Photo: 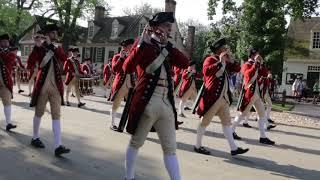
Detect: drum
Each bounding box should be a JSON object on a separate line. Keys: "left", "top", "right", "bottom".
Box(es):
{"left": 79, "top": 78, "right": 94, "bottom": 95}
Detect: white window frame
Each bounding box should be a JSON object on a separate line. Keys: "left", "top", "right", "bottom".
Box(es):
{"left": 84, "top": 47, "right": 91, "bottom": 59}
{"left": 96, "top": 47, "right": 103, "bottom": 62}
{"left": 312, "top": 32, "right": 320, "bottom": 49}
{"left": 24, "top": 46, "right": 31, "bottom": 56}
{"left": 138, "top": 23, "right": 146, "bottom": 35}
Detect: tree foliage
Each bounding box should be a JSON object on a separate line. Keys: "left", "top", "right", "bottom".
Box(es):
{"left": 0, "top": 0, "right": 43, "bottom": 44}
{"left": 123, "top": 2, "right": 162, "bottom": 17}
{"left": 47, "top": 0, "right": 111, "bottom": 50}
{"left": 207, "top": 0, "right": 319, "bottom": 80}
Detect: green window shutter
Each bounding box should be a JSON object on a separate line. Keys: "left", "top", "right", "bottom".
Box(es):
{"left": 90, "top": 47, "right": 94, "bottom": 60}
{"left": 93, "top": 47, "right": 96, "bottom": 63}
{"left": 101, "top": 47, "right": 105, "bottom": 63}
{"left": 82, "top": 47, "right": 85, "bottom": 62}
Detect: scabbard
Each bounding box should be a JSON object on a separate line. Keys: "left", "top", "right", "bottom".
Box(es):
{"left": 192, "top": 83, "right": 204, "bottom": 114}
{"left": 117, "top": 87, "right": 134, "bottom": 132}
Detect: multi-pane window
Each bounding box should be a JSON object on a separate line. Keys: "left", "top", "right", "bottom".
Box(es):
{"left": 84, "top": 48, "right": 91, "bottom": 58}
{"left": 139, "top": 23, "right": 146, "bottom": 35}
{"left": 96, "top": 47, "right": 104, "bottom": 62}
{"left": 24, "top": 46, "right": 30, "bottom": 56}
{"left": 108, "top": 50, "right": 114, "bottom": 59}
{"left": 312, "top": 32, "right": 320, "bottom": 48}
{"left": 111, "top": 24, "right": 118, "bottom": 38}
{"left": 88, "top": 24, "right": 94, "bottom": 38}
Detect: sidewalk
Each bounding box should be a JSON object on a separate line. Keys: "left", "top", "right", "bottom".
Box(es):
{"left": 290, "top": 103, "right": 320, "bottom": 119}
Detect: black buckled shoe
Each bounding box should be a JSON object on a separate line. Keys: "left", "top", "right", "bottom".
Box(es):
{"left": 194, "top": 146, "right": 211, "bottom": 155}
{"left": 267, "top": 119, "right": 275, "bottom": 123}
{"left": 243, "top": 123, "right": 252, "bottom": 128}
{"left": 233, "top": 132, "right": 242, "bottom": 140}
{"left": 78, "top": 102, "right": 86, "bottom": 108}
{"left": 231, "top": 147, "right": 249, "bottom": 156}
{"left": 31, "top": 138, "right": 45, "bottom": 148}
{"left": 18, "top": 89, "right": 24, "bottom": 94}
{"left": 260, "top": 138, "right": 275, "bottom": 145}
{"left": 179, "top": 113, "right": 186, "bottom": 118}
{"left": 71, "top": 94, "right": 75, "bottom": 97}
{"left": 6, "top": 123, "right": 17, "bottom": 132}
{"left": 267, "top": 125, "right": 277, "bottom": 130}
{"left": 66, "top": 101, "right": 71, "bottom": 106}
{"left": 110, "top": 125, "right": 118, "bottom": 131}
{"left": 177, "top": 121, "right": 184, "bottom": 125}
{"left": 55, "top": 145, "right": 71, "bottom": 157}
{"left": 184, "top": 107, "right": 191, "bottom": 111}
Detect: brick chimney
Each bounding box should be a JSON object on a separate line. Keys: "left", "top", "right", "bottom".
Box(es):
{"left": 165, "top": 0, "right": 176, "bottom": 17}
{"left": 94, "top": 6, "right": 106, "bottom": 21}
{"left": 186, "top": 26, "right": 196, "bottom": 58}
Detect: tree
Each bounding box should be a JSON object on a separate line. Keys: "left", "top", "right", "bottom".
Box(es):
{"left": 0, "top": 0, "right": 45, "bottom": 45}
{"left": 207, "top": 0, "right": 319, "bottom": 79}
{"left": 123, "top": 2, "right": 162, "bottom": 17}
{"left": 48, "top": 0, "right": 111, "bottom": 50}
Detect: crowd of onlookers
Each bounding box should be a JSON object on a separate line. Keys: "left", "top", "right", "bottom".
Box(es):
{"left": 292, "top": 78, "right": 320, "bottom": 104}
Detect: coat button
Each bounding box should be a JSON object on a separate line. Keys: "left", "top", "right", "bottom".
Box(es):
{"left": 144, "top": 90, "right": 148, "bottom": 94}
{"left": 149, "top": 79, "right": 153, "bottom": 82}
{"left": 147, "top": 85, "right": 150, "bottom": 88}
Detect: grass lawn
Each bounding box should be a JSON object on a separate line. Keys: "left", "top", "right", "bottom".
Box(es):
{"left": 272, "top": 102, "right": 295, "bottom": 111}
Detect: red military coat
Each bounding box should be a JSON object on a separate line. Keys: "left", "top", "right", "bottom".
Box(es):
{"left": 123, "top": 41, "right": 189, "bottom": 134}
{"left": 27, "top": 45, "right": 67, "bottom": 107}
{"left": 237, "top": 59, "right": 264, "bottom": 112}
{"left": 109, "top": 54, "right": 127, "bottom": 100}
{"left": 15, "top": 56, "right": 25, "bottom": 69}
{"left": 173, "top": 66, "right": 182, "bottom": 88}
{"left": 178, "top": 69, "right": 202, "bottom": 98}
{"left": 197, "top": 55, "right": 240, "bottom": 116}
{"left": 81, "top": 63, "right": 92, "bottom": 76}
{"left": 0, "top": 49, "right": 16, "bottom": 93}
{"left": 258, "top": 65, "right": 269, "bottom": 97}
{"left": 103, "top": 63, "right": 112, "bottom": 85}
{"left": 63, "top": 57, "right": 84, "bottom": 85}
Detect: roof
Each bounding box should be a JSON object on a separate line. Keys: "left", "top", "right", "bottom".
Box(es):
{"left": 20, "top": 15, "right": 87, "bottom": 45}
{"left": 91, "top": 15, "right": 147, "bottom": 44}
{"left": 285, "top": 17, "right": 320, "bottom": 60}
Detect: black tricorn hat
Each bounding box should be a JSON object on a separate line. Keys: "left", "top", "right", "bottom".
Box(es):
{"left": 39, "top": 23, "right": 60, "bottom": 34}
{"left": 120, "top": 38, "right": 135, "bottom": 46}
{"left": 0, "top": 33, "right": 10, "bottom": 41}
{"left": 209, "top": 38, "right": 227, "bottom": 53}
{"left": 247, "top": 47, "right": 259, "bottom": 57}
{"left": 149, "top": 12, "right": 175, "bottom": 26}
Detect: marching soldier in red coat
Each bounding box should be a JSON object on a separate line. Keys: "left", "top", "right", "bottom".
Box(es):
{"left": 103, "top": 59, "right": 113, "bottom": 97}
{"left": 109, "top": 38, "right": 135, "bottom": 131}
{"left": 27, "top": 24, "right": 71, "bottom": 156}
{"left": 0, "top": 33, "right": 17, "bottom": 131}
{"left": 81, "top": 58, "right": 93, "bottom": 76}
{"left": 63, "top": 48, "right": 85, "bottom": 107}
{"left": 193, "top": 38, "right": 249, "bottom": 156}
{"left": 173, "top": 66, "right": 182, "bottom": 90}
{"left": 10, "top": 47, "right": 25, "bottom": 94}
{"left": 27, "top": 34, "right": 43, "bottom": 96}
{"left": 122, "top": 12, "right": 189, "bottom": 180}
{"left": 177, "top": 61, "right": 201, "bottom": 118}
{"left": 231, "top": 48, "right": 275, "bottom": 145}
{"left": 259, "top": 66, "right": 276, "bottom": 128}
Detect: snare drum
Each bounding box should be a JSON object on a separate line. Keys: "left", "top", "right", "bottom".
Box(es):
{"left": 79, "top": 78, "right": 94, "bottom": 95}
